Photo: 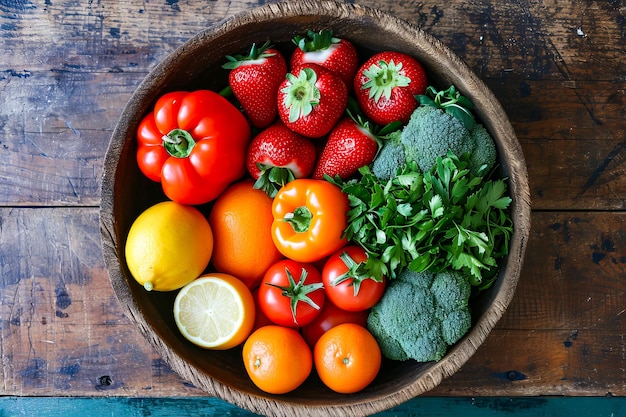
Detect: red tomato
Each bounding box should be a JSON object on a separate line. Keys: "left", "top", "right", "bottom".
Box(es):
{"left": 258, "top": 260, "right": 325, "bottom": 328}
{"left": 322, "top": 245, "right": 386, "bottom": 312}
{"left": 301, "top": 300, "right": 369, "bottom": 348}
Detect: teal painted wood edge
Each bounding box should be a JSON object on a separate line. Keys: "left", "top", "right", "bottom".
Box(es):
{"left": 0, "top": 396, "right": 623, "bottom": 417}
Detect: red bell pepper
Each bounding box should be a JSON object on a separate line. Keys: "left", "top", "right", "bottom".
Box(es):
{"left": 136, "top": 90, "right": 251, "bottom": 205}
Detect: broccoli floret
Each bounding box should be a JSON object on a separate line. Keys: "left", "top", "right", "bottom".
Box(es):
{"left": 368, "top": 86, "right": 499, "bottom": 179}
{"left": 367, "top": 278, "right": 444, "bottom": 361}
{"left": 367, "top": 268, "right": 472, "bottom": 363}
{"left": 402, "top": 106, "right": 474, "bottom": 174}
{"left": 431, "top": 270, "right": 471, "bottom": 312}
{"left": 400, "top": 268, "right": 435, "bottom": 289}
{"left": 371, "top": 129, "right": 406, "bottom": 181}
{"left": 367, "top": 310, "right": 410, "bottom": 361}
{"left": 404, "top": 324, "right": 449, "bottom": 363}
{"left": 430, "top": 270, "right": 472, "bottom": 345}
{"left": 441, "top": 309, "right": 472, "bottom": 346}
{"left": 467, "top": 123, "right": 497, "bottom": 176}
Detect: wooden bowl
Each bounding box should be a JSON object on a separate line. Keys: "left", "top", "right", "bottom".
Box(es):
{"left": 100, "top": 1, "right": 531, "bottom": 415}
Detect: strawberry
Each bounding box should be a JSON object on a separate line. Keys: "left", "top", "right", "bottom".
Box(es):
{"left": 277, "top": 63, "right": 348, "bottom": 138}
{"left": 291, "top": 29, "right": 359, "bottom": 90}
{"left": 312, "top": 116, "right": 380, "bottom": 180}
{"left": 246, "top": 121, "right": 317, "bottom": 197}
{"left": 223, "top": 41, "right": 287, "bottom": 129}
{"left": 353, "top": 51, "right": 428, "bottom": 126}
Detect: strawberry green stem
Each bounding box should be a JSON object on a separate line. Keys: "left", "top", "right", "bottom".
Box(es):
{"left": 281, "top": 67, "right": 320, "bottom": 123}
{"left": 162, "top": 128, "right": 196, "bottom": 158}
{"left": 361, "top": 59, "right": 411, "bottom": 102}
{"left": 292, "top": 29, "right": 339, "bottom": 52}
{"left": 222, "top": 40, "right": 275, "bottom": 69}
{"left": 253, "top": 164, "right": 296, "bottom": 198}
{"left": 218, "top": 85, "right": 233, "bottom": 98}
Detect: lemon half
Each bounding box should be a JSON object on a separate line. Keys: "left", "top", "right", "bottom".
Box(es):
{"left": 173, "top": 273, "right": 255, "bottom": 350}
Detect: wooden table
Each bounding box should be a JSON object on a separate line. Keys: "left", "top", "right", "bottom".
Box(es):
{"left": 1, "top": 0, "right": 624, "bottom": 415}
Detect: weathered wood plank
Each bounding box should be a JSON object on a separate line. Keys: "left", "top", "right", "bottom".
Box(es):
{"left": 0, "top": 71, "right": 138, "bottom": 206}
{"left": 1, "top": 208, "right": 624, "bottom": 397}
{"left": 436, "top": 329, "right": 626, "bottom": 396}
{"left": 1, "top": 0, "right": 622, "bottom": 80}
{"left": 498, "top": 211, "right": 626, "bottom": 331}
{"left": 521, "top": 139, "right": 626, "bottom": 211}
{"left": 490, "top": 80, "right": 624, "bottom": 142}
{"left": 0, "top": 0, "right": 243, "bottom": 73}
{"left": 0, "top": 207, "right": 198, "bottom": 396}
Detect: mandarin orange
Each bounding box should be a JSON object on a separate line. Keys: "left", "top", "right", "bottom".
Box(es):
{"left": 313, "top": 322, "right": 381, "bottom": 394}
{"left": 242, "top": 325, "right": 312, "bottom": 394}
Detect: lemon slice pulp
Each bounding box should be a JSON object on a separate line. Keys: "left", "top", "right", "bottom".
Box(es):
{"left": 173, "top": 273, "right": 255, "bottom": 350}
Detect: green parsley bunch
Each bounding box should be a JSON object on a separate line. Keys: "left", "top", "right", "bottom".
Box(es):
{"left": 329, "top": 151, "right": 513, "bottom": 289}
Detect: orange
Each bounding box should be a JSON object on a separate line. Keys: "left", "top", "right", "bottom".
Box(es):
{"left": 173, "top": 273, "right": 255, "bottom": 350}
{"left": 313, "top": 322, "right": 381, "bottom": 394}
{"left": 242, "top": 325, "right": 312, "bottom": 394}
{"left": 208, "top": 180, "right": 283, "bottom": 289}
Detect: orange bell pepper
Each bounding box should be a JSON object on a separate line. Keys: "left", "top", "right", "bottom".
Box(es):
{"left": 271, "top": 179, "right": 348, "bottom": 263}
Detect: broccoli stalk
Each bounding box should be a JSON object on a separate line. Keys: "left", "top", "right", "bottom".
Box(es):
{"left": 370, "top": 85, "right": 497, "bottom": 181}
{"left": 366, "top": 268, "right": 472, "bottom": 362}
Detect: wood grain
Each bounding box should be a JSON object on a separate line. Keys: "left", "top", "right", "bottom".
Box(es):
{"left": 1, "top": 0, "right": 624, "bottom": 413}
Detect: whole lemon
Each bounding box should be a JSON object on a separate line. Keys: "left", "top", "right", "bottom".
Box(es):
{"left": 125, "top": 201, "right": 213, "bottom": 291}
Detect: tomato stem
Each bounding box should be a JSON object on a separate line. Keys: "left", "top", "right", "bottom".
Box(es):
{"left": 282, "top": 206, "right": 312, "bottom": 233}
{"left": 332, "top": 251, "right": 373, "bottom": 296}
{"left": 264, "top": 266, "right": 324, "bottom": 326}
{"left": 162, "top": 128, "right": 196, "bottom": 158}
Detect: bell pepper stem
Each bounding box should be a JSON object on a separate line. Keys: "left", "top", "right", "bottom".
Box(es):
{"left": 282, "top": 206, "right": 313, "bottom": 233}
{"left": 162, "top": 128, "right": 196, "bottom": 158}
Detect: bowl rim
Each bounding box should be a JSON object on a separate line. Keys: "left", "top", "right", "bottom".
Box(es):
{"left": 99, "top": 1, "right": 531, "bottom": 415}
